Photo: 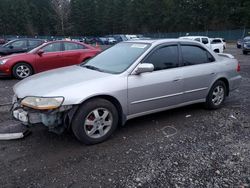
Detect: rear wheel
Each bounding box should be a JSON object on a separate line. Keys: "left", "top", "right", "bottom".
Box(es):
{"left": 72, "top": 98, "right": 118, "bottom": 145}
{"left": 12, "top": 63, "right": 33, "bottom": 79}
{"left": 205, "top": 81, "right": 227, "bottom": 109}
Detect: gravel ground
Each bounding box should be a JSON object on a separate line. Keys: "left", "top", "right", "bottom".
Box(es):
{"left": 0, "top": 45, "right": 250, "bottom": 188}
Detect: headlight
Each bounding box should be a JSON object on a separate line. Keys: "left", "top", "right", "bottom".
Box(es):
{"left": 21, "top": 97, "right": 64, "bottom": 110}
{"left": 244, "top": 44, "right": 247, "bottom": 48}
{"left": 0, "top": 58, "right": 9, "bottom": 65}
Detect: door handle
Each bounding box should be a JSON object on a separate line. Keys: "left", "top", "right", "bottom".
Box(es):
{"left": 210, "top": 72, "right": 216, "bottom": 75}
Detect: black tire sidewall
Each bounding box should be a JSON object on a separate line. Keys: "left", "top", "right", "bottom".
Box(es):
{"left": 13, "top": 63, "right": 33, "bottom": 79}
{"left": 72, "top": 99, "right": 119, "bottom": 145}
{"left": 206, "top": 81, "right": 227, "bottom": 110}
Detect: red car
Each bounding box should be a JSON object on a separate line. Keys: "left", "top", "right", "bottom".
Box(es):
{"left": 0, "top": 40, "right": 101, "bottom": 79}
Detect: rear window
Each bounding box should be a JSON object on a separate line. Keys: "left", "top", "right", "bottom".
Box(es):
{"left": 29, "top": 40, "right": 43, "bottom": 47}
{"left": 211, "top": 39, "right": 222, "bottom": 44}
{"left": 64, "top": 42, "right": 86, "bottom": 51}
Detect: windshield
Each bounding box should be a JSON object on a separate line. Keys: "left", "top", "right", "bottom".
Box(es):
{"left": 81, "top": 42, "right": 150, "bottom": 74}
{"left": 2, "top": 40, "right": 14, "bottom": 47}
{"left": 28, "top": 43, "right": 47, "bottom": 53}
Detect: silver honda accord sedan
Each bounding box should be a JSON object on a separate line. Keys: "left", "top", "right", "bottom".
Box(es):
{"left": 12, "top": 39, "right": 242, "bottom": 144}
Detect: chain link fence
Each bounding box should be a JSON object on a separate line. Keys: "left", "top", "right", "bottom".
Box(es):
{"left": 143, "top": 29, "right": 250, "bottom": 41}
{"left": 1, "top": 29, "right": 250, "bottom": 42}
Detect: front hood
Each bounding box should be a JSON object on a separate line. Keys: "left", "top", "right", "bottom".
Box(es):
{"left": 14, "top": 65, "right": 112, "bottom": 99}
{"left": 0, "top": 53, "right": 28, "bottom": 60}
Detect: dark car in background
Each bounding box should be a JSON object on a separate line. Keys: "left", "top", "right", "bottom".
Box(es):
{"left": 243, "top": 36, "right": 250, "bottom": 55}
{"left": 237, "top": 39, "right": 243, "bottom": 48}
{"left": 0, "top": 38, "right": 45, "bottom": 57}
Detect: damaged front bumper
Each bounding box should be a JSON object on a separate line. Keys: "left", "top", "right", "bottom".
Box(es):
{"left": 11, "top": 100, "right": 75, "bottom": 134}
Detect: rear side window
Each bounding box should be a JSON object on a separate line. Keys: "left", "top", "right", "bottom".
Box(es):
{"left": 29, "top": 40, "right": 43, "bottom": 47}
{"left": 64, "top": 42, "right": 86, "bottom": 51}
{"left": 143, "top": 45, "right": 179, "bottom": 71}
{"left": 211, "top": 39, "right": 222, "bottom": 44}
{"left": 181, "top": 45, "right": 215, "bottom": 66}
{"left": 194, "top": 38, "right": 201, "bottom": 42}
{"left": 202, "top": 38, "right": 209, "bottom": 44}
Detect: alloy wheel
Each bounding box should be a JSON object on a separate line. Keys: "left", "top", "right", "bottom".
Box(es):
{"left": 212, "top": 86, "right": 225, "bottom": 106}
{"left": 84, "top": 108, "right": 113, "bottom": 139}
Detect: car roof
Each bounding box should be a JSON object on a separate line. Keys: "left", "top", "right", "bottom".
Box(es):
{"left": 14, "top": 38, "right": 44, "bottom": 41}
{"left": 179, "top": 36, "right": 208, "bottom": 39}
{"left": 124, "top": 38, "right": 202, "bottom": 46}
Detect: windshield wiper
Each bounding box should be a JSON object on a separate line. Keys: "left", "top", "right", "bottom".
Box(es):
{"left": 82, "top": 65, "right": 104, "bottom": 72}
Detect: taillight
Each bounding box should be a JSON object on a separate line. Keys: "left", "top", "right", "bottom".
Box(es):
{"left": 237, "top": 63, "right": 240, "bottom": 72}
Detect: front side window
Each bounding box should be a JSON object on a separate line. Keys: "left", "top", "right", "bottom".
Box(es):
{"left": 202, "top": 38, "right": 209, "bottom": 44}
{"left": 181, "top": 45, "right": 214, "bottom": 66}
{"left": 9, "top": 40, "right": 27, "bottom": 48}
{"left": 42, "top": 43, "right": 61, "bottom": 53}
{"left": 64, "top": 42, "right": 86, "bottom": 51}
{"left": 143, "top": 45, "right": 179, "bottom": 71}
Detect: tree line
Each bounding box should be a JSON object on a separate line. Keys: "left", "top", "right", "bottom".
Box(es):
{"left": 0, "top": 0, "right": 249, "bottom": 36}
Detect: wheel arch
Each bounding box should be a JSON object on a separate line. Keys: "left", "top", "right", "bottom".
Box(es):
{"left": 65, "top": 95, "right": 126, "bottom": 129}
{"left": 210, "top": 77, "right": 230, "bottom": 96}
{"left": 11, "top": 61, "right": 35, "bottom": 75}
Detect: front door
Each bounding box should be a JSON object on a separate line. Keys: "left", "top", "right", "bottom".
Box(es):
{"left": 128, "top": 44, "right": 184, "bottom": 116}
{"left": 35, "top": 42, "right": 63, "bottom": 72}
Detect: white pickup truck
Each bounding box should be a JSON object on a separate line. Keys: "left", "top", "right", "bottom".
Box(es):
{"left": 179, "top": 36, "right": 224, "bottom": 53}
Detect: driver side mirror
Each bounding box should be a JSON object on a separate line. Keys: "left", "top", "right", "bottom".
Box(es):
{"left": 37, "top": 49, "right": 44, "bottom": 56}
{"left": 134, "top": 63, "right": 154, "bottom": 74}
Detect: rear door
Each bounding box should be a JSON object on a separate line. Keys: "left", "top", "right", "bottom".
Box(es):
{"left": 128, "top": 44, "right": 184, "bottom": 115}
{"left": 179, "top": 44, "right": 217, "bottom": 102}
{"left": 61, "top": 42, "right": 88, "bottom": 66}
{"left": 35, "top": 42, "right": 64, "bottom": 72}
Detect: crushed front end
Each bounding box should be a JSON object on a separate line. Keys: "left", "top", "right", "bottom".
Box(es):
{"left": 11, "top": 95, "right": 74, "bottom": 134}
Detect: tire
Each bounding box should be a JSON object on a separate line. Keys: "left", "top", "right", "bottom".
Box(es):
{"left": 205, "top": 81, "right": 227, "bottom": 110}
{"left": 12, "top": 63, "right": 33, "bottom": 79}
{"left": 72, "top": 98, "right": 119, "bottom": 145}
{"left": 243, "top": 51, "right": 248, "bottom": 55}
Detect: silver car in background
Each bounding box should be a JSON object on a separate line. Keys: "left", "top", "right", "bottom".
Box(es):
{"left": 12, "top": 39, "right": 242, "bottom": 144}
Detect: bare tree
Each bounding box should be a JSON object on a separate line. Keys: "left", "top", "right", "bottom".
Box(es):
{"left": 51, "top": 0, "right": 70, "bottom": 35}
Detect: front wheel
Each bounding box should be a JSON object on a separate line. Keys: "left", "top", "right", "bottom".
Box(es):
{"left": 12, "top": 63, "right": 33, "bottom": 79}
{"left": 205, "top": 81, "right": 227, "bottom": 110}
{"left": 72, "top": 99, "right": 118, "bottom": 145}
{"left": 243, "top": 51, "right": 248, "bottom": 55}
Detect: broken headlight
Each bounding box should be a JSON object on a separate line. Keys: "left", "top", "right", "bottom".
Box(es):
{"left": 21, "top": 97, "right": 64, "bottom": 110}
